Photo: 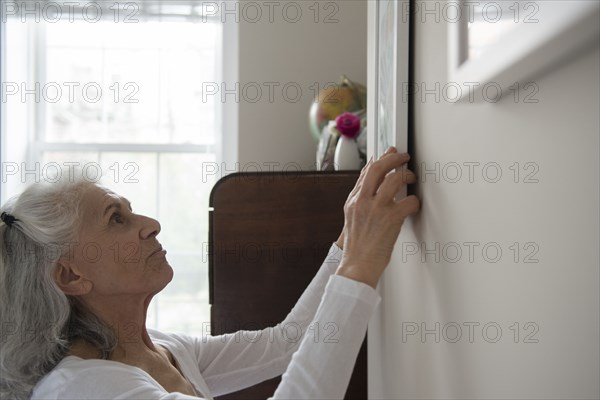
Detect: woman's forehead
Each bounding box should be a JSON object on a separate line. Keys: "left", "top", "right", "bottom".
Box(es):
{"left": 81, "top": 184, "right": 127, "bottom": 214}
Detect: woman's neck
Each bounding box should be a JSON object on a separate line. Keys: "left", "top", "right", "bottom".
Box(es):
{"left": 75, "top": 292, "right": 158, "bottom": 359}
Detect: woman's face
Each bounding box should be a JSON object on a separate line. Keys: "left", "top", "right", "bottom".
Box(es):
{"left": 69, "top": 183, "right": 173, "bottom": 297}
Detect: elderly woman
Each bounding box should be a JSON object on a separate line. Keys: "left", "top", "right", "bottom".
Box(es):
{"left": 0, "top": 147, "right": 419, "bottom": 400}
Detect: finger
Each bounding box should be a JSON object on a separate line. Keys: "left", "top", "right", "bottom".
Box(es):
{"left": 393, "top": 167, "right": 417, "bottom": 185}
{"left": 404, "top": 169, "right": 418, "bottom": 184}
{"left": 380, "top": 146, "right": 397, "bottom": 158}
{"left": 348, "top": 157, "right": 372, "bottom": 198}
{"left": 351, "top": 148, "right": 401, "bottom": 198}
{"left": 360, "top": 153, "right": 411, "bottom": 197}
{"left": 360, "top": 157, "right": 373, "bottom": 177}
{"left": 395, "top": 195, "right": 421, "bottom": 220}
{"left": 377, "top": 169, "right": 417, "bottom": 201}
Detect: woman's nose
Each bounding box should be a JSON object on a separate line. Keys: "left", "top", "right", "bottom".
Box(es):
{"left": 140, "top": 216, "right": 161, "bottom": 239}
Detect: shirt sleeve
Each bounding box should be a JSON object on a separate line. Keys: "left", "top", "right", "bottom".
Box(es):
{"left": 270, "top": 275, "right": 380, "bottom": 399}
{"left": 195, "top": 242, "right": 381, "bottom": 398}
{"left": 197, "top": 242, "right": 344, "bottom": 395}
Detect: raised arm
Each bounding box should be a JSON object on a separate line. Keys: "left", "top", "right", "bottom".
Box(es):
{"left": 271, "top": 147, "right": 420, "bottom": 398}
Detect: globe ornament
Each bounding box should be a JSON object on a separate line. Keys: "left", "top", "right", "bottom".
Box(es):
{"left": 309, "top": 75, "right": 367, "bottom": 142}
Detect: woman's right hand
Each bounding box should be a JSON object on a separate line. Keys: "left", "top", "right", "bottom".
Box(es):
{"left": 336, "top": 147, "right": 420, "bottom": 289}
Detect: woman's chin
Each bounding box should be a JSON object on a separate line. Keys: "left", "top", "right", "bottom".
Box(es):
{"left": 146, "top": 259, "right": 174, "bottom": 288}
{"left": 159, "top": 260, "right": 174, "bottom": 280}
{"left": 164, "top": 263, "right": 174, "bottom": 283}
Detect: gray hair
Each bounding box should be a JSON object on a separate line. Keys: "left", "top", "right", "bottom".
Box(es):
{"left": 0, "top": 176, "right": 116, "bottom": 399}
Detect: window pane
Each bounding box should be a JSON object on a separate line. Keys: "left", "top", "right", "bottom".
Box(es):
{"left": 158, "top": 47, "right": 218, "bottom": 144}
{"left": 44, "top": 21, "right": 219, "bottom": 145}
{"left": 45, "top": 47, "right": 109, "bottom": 141}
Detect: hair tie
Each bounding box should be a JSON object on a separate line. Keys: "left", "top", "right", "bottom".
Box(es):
{"left": 1, "top": 212, "right": 18, "bottom": 227}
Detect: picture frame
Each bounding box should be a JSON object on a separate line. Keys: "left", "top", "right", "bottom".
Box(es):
{"left": 368, "top": 0, "right": 410, "bottom": 158}
{"left": 448, "top": 0, "right": 600, "bottom": 102}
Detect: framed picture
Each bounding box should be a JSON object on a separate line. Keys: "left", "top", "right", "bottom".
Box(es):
{"left": 368, "top": 0, "right": 410, "bottom": 158}
{"left": 448, "top": 0, "right": 600, "bottom": 101}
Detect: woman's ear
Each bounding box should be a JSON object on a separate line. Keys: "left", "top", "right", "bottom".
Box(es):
{"left": 53, "top": 260, "right": 92, "bottom": 296}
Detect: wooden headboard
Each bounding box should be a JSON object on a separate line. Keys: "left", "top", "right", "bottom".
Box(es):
{"left": 208, "top": 171, "right": 364, "bottom": 399}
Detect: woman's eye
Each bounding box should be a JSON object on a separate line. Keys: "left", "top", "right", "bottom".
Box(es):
{"left": 111, "top": 212, "right": 124, "bottom": 224}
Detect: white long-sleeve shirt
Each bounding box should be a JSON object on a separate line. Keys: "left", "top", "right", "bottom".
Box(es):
{"left": 32, "top": 243, "right": 381, "bottom": 399}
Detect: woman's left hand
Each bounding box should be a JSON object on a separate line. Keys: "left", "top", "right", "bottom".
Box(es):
{"left": 335, "top": 146, "right": 415, "bottom": 250}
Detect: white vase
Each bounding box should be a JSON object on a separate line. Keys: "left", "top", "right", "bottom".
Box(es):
{"left": 334, "top": 136, "right": 361, "bottom": 170}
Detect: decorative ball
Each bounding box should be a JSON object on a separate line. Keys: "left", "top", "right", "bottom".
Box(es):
{"left": 309, "top": 75, "right": 367, "bottom": 142}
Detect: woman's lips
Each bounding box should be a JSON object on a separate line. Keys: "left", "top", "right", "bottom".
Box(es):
{"left": 148, "top": 245, "right": 166, "bottom": 258}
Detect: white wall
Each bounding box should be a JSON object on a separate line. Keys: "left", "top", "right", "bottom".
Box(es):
{"left": 232, "top": 0, "right": 367, "bottom": 171}
{"left": 368, "top": 8, "right": 600, "bottom": 400}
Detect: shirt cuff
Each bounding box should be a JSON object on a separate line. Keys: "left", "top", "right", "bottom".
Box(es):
{"left": 326, "top": 274, "right": 381, "bottom": 310}
{"left": 325, "top": 242, "right": 344, "bottom": 264}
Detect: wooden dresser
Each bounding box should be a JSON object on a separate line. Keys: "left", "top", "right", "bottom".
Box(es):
{"left": 208, "top": 171, "right": 364, "bottom": 399}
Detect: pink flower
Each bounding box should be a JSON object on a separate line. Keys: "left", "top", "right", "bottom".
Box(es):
{"left": 335, "top": 112, "right": 361, "bottom": 139}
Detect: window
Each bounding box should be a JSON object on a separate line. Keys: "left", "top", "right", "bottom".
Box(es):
{"left": 1, "top": 1, "right": 223, "bottom": 335}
